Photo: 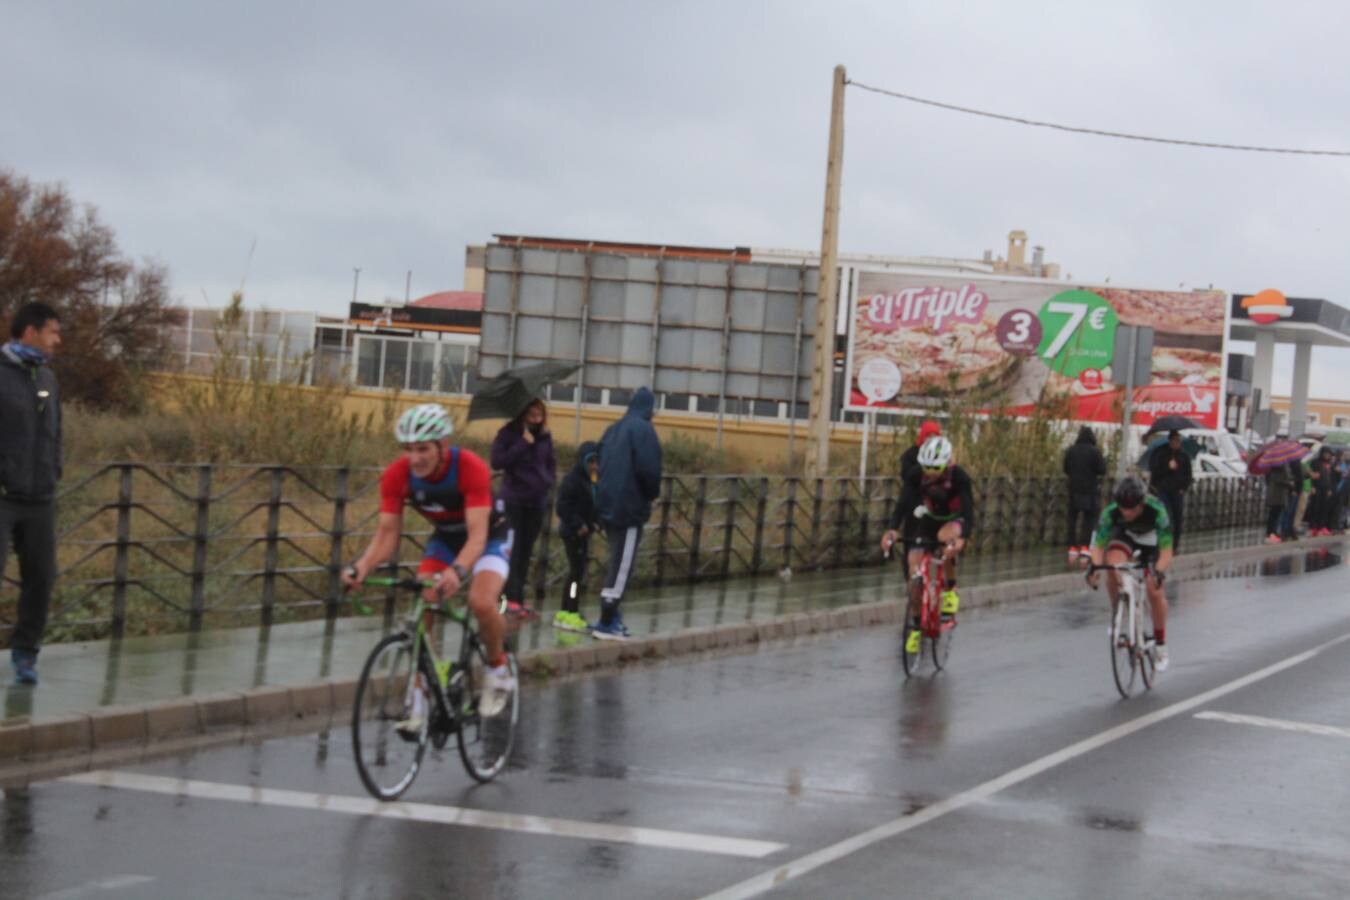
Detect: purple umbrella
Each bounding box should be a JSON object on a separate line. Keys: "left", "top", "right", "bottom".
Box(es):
{"left": 1247, "top": 440, "right": 1311, "bottom": 475}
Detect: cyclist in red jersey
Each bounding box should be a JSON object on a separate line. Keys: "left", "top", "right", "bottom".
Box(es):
{"left": 342, "top": 403, "right": 516, "bottom": 718}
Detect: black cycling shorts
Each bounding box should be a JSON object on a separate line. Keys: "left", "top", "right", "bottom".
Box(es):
{"left": 1103, "top": 526, "right": 1159, "bottom": 566}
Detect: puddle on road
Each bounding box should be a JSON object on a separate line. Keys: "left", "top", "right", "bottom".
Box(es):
{"left": 1197, "top": 550, "right": 1343, "bottom": 581}
{"left": 1079, "top": 809, "right": 1143, "bottom": 833}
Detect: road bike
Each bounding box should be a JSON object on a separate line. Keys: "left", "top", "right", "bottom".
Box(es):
{"left": 349, "top": 575, "right": 519, "bottom": 800}
{"left": 900, "top": 537, "right": 958, "bottom": 678}
{"left": 1083, "top": 553, "right": 1157, "bottom": 698}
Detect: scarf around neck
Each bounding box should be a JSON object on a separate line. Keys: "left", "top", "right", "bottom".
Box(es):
{"left": 3, "top": 341, "right": 49, "bottom": 367}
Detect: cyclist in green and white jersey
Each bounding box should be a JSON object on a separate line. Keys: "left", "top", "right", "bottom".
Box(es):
{"left": 1085, "top": 475, "right": 1175, "bottom": 671}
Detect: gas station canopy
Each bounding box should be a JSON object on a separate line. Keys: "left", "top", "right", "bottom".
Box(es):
{"left": 1230, "top": 294, "right": 1350, "bottom": 348}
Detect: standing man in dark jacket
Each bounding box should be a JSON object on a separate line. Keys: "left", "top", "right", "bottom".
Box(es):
{"left": 1, "top": 302, "right": 63, "bottom": 685}
{"left": 1063, "top": 426, "right": 1106, "bottom": 555}
{"left": 592, "top": 388, "right": 662, "bottom": 640}
{"left": 552, "top": 441, "right": 599, "bottom": 633}
{"left": 490, "top": 399, "right": 556, "bottom": 615}
{"left": 1148, "top": 430, "right": 1193, "bottom": 552}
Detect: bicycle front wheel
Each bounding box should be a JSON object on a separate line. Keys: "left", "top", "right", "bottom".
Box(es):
{"left": 1109, "top": 597, "right": 1136, "bottom": 698}
{"left": 352, "top": 633, "right": 428, "bottom": 800}
{"left": 901, "top": 621, "right": 925, "bottom": 678}
{"left": 1137, "top": 591, "right": 1156, "bottom": 690}
{"left": 931, "top": 620, "right": 954, "bottom": 671}
{"left": 456, "top": 637, "right": 519, "bottom": 783}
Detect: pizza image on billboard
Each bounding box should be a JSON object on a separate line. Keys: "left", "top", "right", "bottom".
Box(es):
{"left": 845, "top": 270, "right": 1228, "bottom": 429}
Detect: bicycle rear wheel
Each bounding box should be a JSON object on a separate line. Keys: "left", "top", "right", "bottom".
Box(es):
{"left": 456, "top": 636, "right": 519, "bottom": 783}
{"left": 1109, "top": 597, "right": 1136, "bottom": 698}
{"left": 352, "top": 633, "right": 428, "bottom": 800}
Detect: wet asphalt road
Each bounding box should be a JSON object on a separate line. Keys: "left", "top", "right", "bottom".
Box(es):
{"left": 4, "top": 549, "right": 1350, "bottom": 899}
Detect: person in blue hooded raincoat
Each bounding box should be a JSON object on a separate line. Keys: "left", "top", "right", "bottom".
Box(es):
{"left": 591, "top": 388, "right": 662, "bottom": 639}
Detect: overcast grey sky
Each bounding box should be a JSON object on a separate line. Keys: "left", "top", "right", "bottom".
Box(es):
{"left": 5, "top": 1, "right": 1350, "bottom": 396}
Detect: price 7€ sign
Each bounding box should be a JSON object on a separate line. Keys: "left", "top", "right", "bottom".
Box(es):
{"left": 1036, "top": 290, "right": 1118, "bottom": 378}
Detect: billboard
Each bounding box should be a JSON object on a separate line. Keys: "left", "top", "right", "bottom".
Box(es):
{"left": 845, "top": 270, "right": 1229, "bottom": 428}
{"left": 479, "top": 243, "right": 819, "bottom": 405}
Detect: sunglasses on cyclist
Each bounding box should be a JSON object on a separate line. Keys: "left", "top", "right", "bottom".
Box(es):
{"left": 922, "top": 464, "right": 946, "bottom": 475}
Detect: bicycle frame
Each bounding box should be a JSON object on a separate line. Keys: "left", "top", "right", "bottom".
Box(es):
{"left": 1085, "top": 555, "right": 1156, "bottom": 696}
{"left": 359, "top": 577, "right": 484, "bottom": 730}
{"left": 913, "top": 540, "right": 957, "bottom": 638}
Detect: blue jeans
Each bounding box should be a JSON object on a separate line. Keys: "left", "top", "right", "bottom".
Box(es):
{"left": 1280, "top": 495, "right": 1297, "bottom": 537}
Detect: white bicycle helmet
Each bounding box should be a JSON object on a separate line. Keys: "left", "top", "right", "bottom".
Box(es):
{"left": 917, "top": 435, "right": 953, "bottom": 469}
{"left": 395, "top": 403, "right": 453, "bottom": 443}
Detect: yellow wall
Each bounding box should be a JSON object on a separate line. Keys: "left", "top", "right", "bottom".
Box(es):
{"left": 149, "top": 373, "right": 880, "bottom": 470}
{"left": 1269, "top": 396, "right": 1350, "bottom": 430}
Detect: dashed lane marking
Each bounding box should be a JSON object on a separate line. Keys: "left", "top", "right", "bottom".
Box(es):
{"left": 1195, "top": 709, "right": 1350, "bottom": 740}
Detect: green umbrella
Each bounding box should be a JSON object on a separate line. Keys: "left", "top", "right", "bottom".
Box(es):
{"left": 1322, "top": 430, "right": 1350, "bottom": 446}
{"left": 467, "top": 361, "right": 580, "bottom": 422}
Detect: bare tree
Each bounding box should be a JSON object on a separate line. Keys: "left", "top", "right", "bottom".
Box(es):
{"left": 0, "top": 170, "right": 184, "bottom": 409}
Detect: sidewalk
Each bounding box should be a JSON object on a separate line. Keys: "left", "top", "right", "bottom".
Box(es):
{"left": 1, "top": 527, "right": 1342, "bottom": 770}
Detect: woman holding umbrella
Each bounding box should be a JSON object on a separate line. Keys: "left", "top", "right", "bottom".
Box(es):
{"left": 491, "top": 399, "right": 557, "bottom": 615}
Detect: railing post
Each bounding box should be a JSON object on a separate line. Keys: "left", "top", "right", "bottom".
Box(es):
{"left": 720, "top": 478, "right": 738, "bottom": 579}
{"left": 1036, "top": 476, "right": 1053, "bottom": 547}
{"left": 110, "top": 465, "right": 134, "bottom": 637}
{"left": 782, "top": 478, "right": 798, "bottom": 572}
{"left": 326, "top": 468, "right": 349, "bottom": 618}
{"left": 190, "top": 465, "right": 212, "bottom": 631}
{"left": 261, "top": 467, "right": 285, "bottom": 627}
{"left": 750, "top": 476, "right": 769, "bottom": 575}
{"left": 809, "top": 478, "right": 825, "bottom": 569}
{"left": 879, "top": 475, "right": 895, "bottom": 563}
{"left": 832, "top": 479, "right": 848, "bottom": 568}
{"left": 857, "top": 478, "right": 872, "bottom": 565}
{"left": 688, "top": 478, "right": 708, "bottom": 581}
{"left": 655, "top": 476, "right": 673, "bottom": 586}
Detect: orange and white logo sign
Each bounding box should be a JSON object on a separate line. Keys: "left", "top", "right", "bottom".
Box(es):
{"left": 1242, "top": 289, "right": 1293, "bottom": 325}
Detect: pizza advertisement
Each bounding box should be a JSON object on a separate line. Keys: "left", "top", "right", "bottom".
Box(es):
{"left": 844, "top": 269, "right": 1229, "bottom": 429}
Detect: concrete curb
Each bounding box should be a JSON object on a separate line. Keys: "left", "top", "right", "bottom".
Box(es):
{"left": 2, "top": 533, "right": 1343, "bottom": 773}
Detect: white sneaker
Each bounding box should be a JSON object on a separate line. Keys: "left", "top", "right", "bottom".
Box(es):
{"left": 480, "top": 664, "right": 517, "bottom": 717}
{"left": 1153, "top": 644, "right": 1169, "bottom": 672}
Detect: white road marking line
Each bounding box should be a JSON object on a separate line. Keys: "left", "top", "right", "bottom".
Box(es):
{"left": 37, "top": 875, "right": 156, "bottom": 900}
{"left": 58, "top": 770, "right": 785, "bottom": 859}
{"left": 702, "top": 629, "right": 1350, "bottom": 900}
{"left": 1195, "top": 710, "right": 1350, "bottom": 740}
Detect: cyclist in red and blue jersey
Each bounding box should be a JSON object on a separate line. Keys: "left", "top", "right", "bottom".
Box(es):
{"left": 342, "top": 403, "right": 516, "bottom": 718}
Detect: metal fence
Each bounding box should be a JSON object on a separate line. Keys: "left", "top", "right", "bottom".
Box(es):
{"left": 0, "top": 464, "right": 1266, "bottom": 642}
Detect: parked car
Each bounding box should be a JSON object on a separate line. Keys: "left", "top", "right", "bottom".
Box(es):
{"left": 1193, "top": 452, "right": 1247, "bottom": 480}
{"left": 1180, "top": 428, "right": 1247, "bottom": 466}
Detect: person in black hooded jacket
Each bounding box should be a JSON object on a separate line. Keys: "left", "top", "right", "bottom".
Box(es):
{"left": 552, "top": 441, "right": 599, "bottom": 632}
{"left": 1062, "top": 425, "right": 1106, "bottom": 553}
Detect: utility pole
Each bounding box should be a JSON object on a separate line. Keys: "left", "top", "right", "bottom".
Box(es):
{"left": 405, "top": 270, "right": 412, "bottom": 304}
{"left": 807, "top": 64, "right": 847, "bottom": 479}
{"left": 351, "top": 268, "right": 361, "bottom": 305}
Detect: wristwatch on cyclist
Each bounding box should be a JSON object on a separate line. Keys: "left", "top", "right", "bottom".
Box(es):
{"left": 450, "top": 562, "right": 469, "bottom": 583}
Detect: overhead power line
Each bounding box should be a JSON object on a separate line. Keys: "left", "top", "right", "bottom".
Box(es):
{"left": 847, "top": 79, "right": 1350, "bottom": 157}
